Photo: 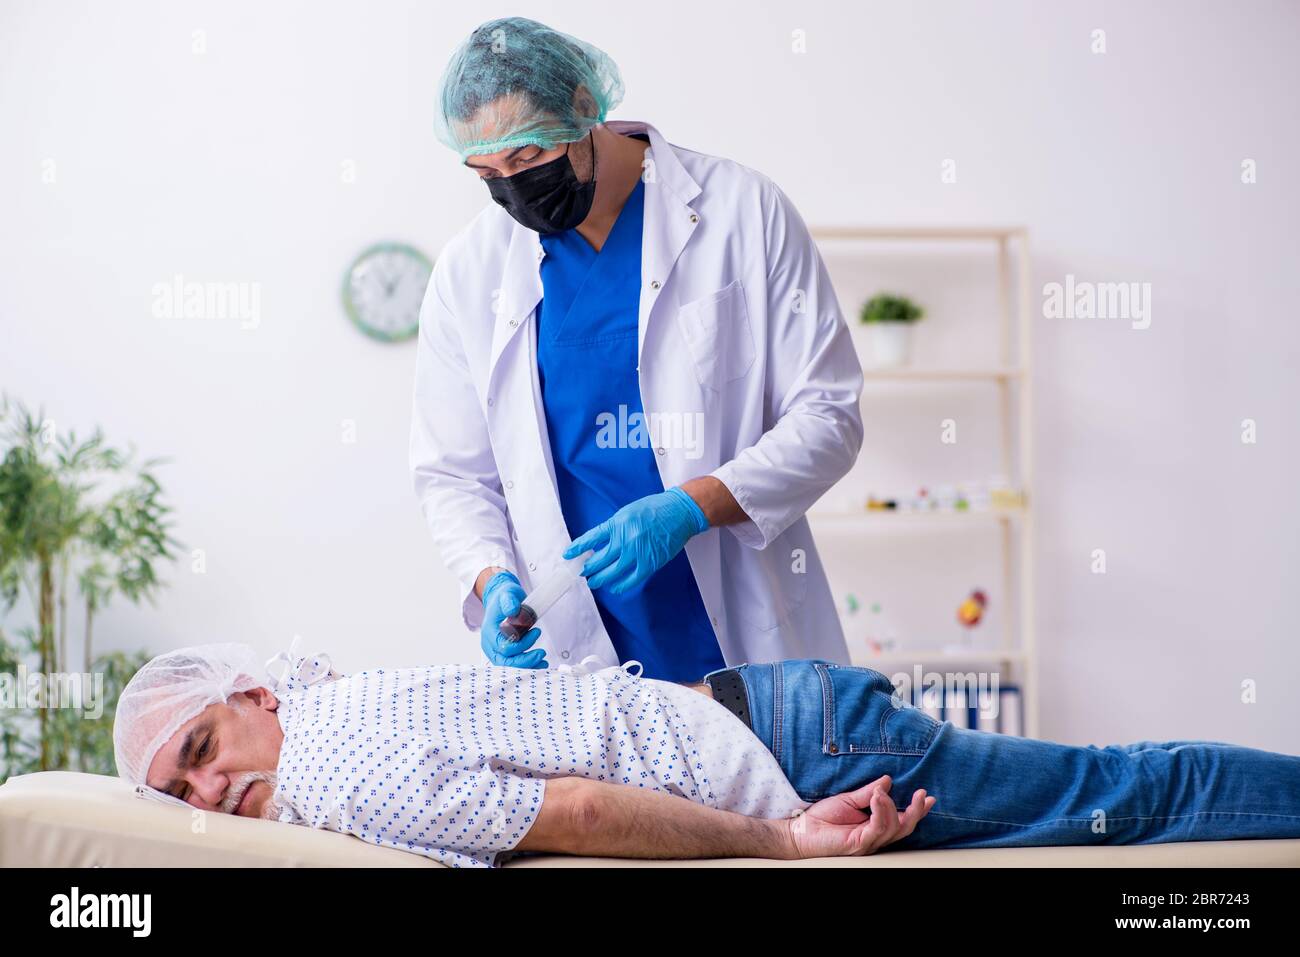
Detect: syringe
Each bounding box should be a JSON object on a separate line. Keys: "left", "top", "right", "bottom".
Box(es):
{"left": 499, "top": 550, "right": 594, "bottom": 641}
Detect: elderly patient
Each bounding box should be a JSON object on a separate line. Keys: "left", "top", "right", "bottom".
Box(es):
{"left": 112, "top": 644, "right": 1300, "bottom": 867}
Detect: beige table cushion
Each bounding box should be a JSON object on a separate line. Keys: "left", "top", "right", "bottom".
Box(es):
{"left": 3, "top": 771, "right": 1297, "bottom": 868}
{"left": 0, "top": 771, "right": 435, "bottom": 868}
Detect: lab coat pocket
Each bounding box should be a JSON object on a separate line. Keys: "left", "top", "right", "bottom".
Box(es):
{"left": 675, "top": 279, "right": 756, "bottom": 388}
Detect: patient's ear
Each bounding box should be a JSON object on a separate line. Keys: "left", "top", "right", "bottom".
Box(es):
{"left": 241, "top": 686, "right": 279, "bottom": 712}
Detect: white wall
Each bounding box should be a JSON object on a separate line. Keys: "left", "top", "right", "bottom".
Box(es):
{"left": 2, "top": 0, "right": 1296, "bottom": 749}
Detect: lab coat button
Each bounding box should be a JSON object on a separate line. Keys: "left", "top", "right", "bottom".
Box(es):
{"left": 689, "top": 213, "right": 699, "bottom": 223}
{"left": 561, "top": 650, "right": 570, "bottom": 659}
{"left": 508, "top": 318, "right": 518, "bottom": 328}
{"left": 486, "top": 397, "right": 494, "bottom": 407}
{"left": 505, "top": 480, "right": 514, "bottom": 489}
{"left": 656, "top": 447, "right": 665, "bottom": 456}
{"left": 528, "top": 561, "right": 536, "bottom": 571}
{"left": 649, "top": 279, "right": 661, "bottom": 290}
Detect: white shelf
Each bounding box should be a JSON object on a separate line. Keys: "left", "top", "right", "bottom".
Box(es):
{"left": 812, "top": 226, "right": 1026, "bottom": 242}
{"left": 849, "top": 649, "right": 1028, "bottom": 669}
{"left": 812, "top": 225, "right": 1037, "bottom": 736}
{"left": 861, "top": 366, "right": 1023, "bottom": 382}
{"left": 810, "top": 506, "right": 1025, "bottom": 529}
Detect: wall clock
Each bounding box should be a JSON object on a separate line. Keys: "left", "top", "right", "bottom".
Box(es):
{"left": 342, "top": 242, "right": 433, "bottom": 342}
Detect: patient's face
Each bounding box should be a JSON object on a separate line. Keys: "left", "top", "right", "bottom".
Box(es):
{"left": 146, "top": 687, "right": 285, "bottom": 818}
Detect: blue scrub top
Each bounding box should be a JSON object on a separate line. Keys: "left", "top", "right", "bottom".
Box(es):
{"left": 537, "top": 172, "right": 725, "bottom": 682}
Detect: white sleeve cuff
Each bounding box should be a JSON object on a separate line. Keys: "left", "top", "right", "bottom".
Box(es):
{"left": 711, "top": 461, "right": 775, "bottom": 549}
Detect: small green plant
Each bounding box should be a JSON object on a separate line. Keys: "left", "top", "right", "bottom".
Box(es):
{"left": 0, "top": 396, "right": 177, "bottom": 780}
{"left": 859, "top": 294, "right": 924, "bottom": 324}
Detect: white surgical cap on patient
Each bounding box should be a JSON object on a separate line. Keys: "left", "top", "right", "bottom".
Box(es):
{"left": 113, "top": 643, "right": 264, "bottom": 796}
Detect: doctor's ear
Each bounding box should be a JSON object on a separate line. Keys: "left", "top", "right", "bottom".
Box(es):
{"left": 570, "top": 84, "right": 597, "bottom": 121}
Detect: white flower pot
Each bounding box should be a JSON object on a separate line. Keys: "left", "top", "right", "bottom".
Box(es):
{"left": 867, "top": 322, "right": 913, "bottom": 367}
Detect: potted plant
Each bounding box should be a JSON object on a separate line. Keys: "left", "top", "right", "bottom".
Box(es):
{"left": 0, "top": 396, "right": 176, "bottom": 780}
{"left": 858, "top": 293, "right": 924, "bottom": 367}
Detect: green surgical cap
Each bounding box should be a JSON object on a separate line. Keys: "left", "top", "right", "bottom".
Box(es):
{"left": 434, "top": 17, "right": 625, "bottom": 160}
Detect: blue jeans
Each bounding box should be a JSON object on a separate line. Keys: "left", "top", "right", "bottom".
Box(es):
{"left": 720, "top": 660, "right": 1300, "bottom": 848}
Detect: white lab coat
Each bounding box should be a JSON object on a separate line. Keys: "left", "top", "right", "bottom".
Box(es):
{"left": 410, "top": 119, "right": 864, "bottom": 669}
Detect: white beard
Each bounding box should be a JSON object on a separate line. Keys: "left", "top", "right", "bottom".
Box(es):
{"left": 222, "top": 770, "right": 280, "bottom": 818}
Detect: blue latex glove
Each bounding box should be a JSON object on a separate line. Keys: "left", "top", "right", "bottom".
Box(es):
{"left": 479, "top": 571, "right": 548, "bottom": 668}
{"left": 563, "top": 487, "right": 710, "bottom": 595}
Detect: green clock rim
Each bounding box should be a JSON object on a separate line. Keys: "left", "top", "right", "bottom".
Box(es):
{"left": 341, "top": 241, "right": 434, "bottom": 343}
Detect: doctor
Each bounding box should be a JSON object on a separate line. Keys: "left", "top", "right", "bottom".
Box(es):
{"left": 411, "top": 17, "right": 864, "bottom": 681}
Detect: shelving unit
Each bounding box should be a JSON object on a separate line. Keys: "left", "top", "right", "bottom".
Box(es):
{"left": 808, "top": 226, "right": 1037, "bottom": 738}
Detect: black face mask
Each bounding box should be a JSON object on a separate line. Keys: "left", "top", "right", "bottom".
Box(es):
{"left": 485, "top": 132, "right": 597, "bottom": 234}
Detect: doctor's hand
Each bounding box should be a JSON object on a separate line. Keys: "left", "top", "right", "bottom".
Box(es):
{"left": 479, "top": 571, "right": 547, "bottom": 669}
{"left": 564, "top": 487, "right": 710, "bottom": 595}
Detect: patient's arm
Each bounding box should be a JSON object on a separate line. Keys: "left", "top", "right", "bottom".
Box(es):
{"left": 514, "top": 774, "right": 933, "bottom": 861}
{"left": 515, "top": 777, "right": 789, "bottom": 860}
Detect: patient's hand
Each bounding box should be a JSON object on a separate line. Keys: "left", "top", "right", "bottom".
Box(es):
{"left": 786, "top": 775, "right": 934, "bottom": 858}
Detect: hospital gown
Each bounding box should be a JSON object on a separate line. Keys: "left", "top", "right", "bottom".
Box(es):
{"left": 271, "top": 653, "right": 808, "bottom": 867}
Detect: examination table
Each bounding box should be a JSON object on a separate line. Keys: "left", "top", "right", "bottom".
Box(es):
{"left": 3, "top": 771, "right": 1297, "bottom": 868}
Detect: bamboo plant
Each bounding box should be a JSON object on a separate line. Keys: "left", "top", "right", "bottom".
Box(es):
{"left": 0, "top": 396, "right": 175, "bottom": 778}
